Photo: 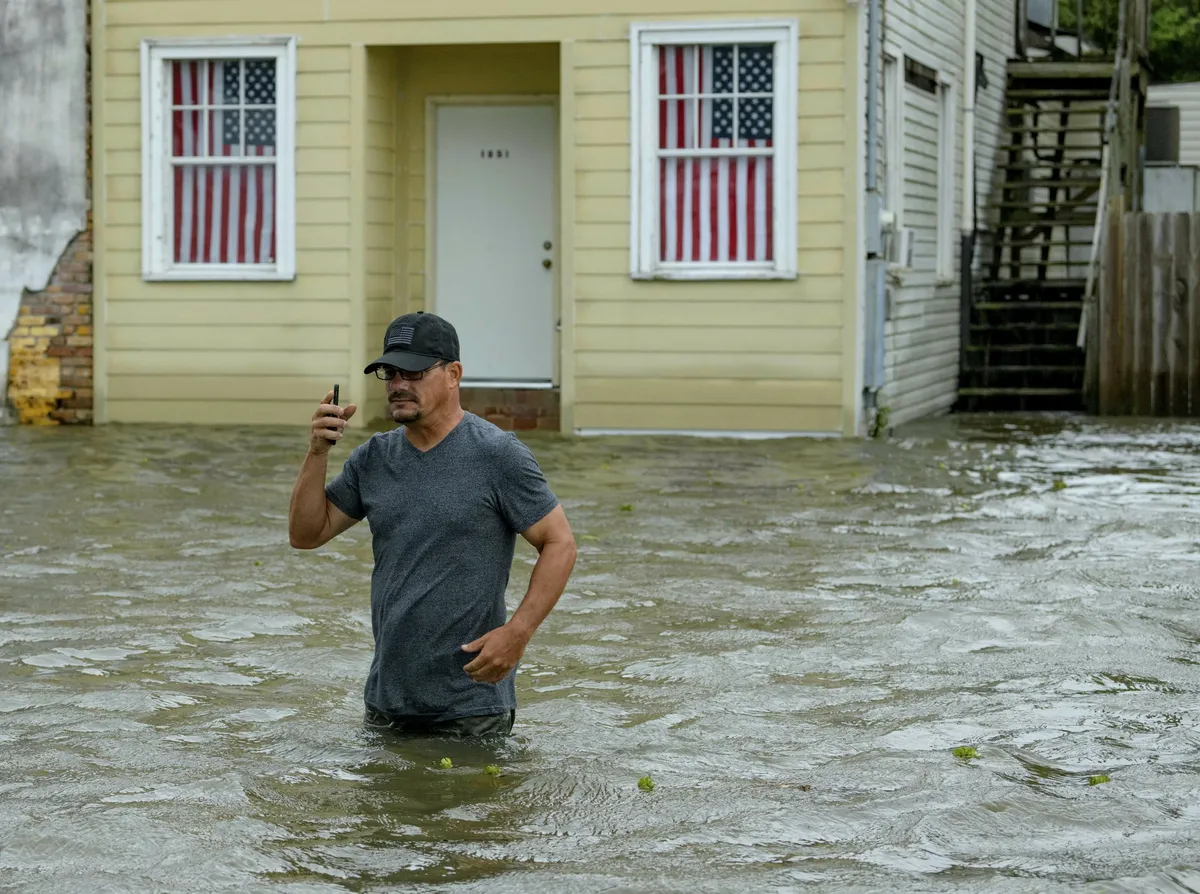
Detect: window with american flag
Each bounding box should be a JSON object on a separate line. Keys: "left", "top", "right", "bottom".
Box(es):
{"left": 631, "top": 23, "right": 798, "bottom": 280}
{"left": 141, "top": 38, "right": 296, "bottom": 281}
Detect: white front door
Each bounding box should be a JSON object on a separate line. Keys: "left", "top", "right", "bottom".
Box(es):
{"left": 433, "top": 103, "right": 557, "bottom": 384}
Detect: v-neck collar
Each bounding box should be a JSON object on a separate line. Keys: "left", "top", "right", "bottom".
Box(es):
{"left": 400, "top": 412, "right": 469, "bottom": 457}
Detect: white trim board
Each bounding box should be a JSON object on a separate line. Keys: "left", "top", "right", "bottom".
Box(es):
{"left": 628, "top": 19, "right": 799, "bottom": 281}
{"left": 139, "top": 35, "right": 297, "bottom": 281}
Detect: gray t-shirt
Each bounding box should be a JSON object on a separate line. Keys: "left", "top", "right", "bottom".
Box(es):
{"left": 325, "top": 412, "right": 559, "bottom": 722}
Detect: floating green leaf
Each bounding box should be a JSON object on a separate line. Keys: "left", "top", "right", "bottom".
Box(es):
{"left": 1052, "top": 479, "right": 1068, "bottom": 491}
{"left": 438, "top": 757, "right": 452, "bottom": 769}
{"left": 637, "top": 775, "right": 654, "bottom": 791}
{"left": 1088, "top": 774, "right": 1111, "bottom": 786}
{"left": 484, "top": 764, "right": 502, "bottom": 777}
{"left": 952, "top": 746, "right": 978, "bottom": 760}
{"left": 619, "top": 504, "right": 635, "bottom": 512}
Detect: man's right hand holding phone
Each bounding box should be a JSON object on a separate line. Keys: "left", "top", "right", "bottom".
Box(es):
{"left": 310, "top": 389, "right": 357, "bottom": 456}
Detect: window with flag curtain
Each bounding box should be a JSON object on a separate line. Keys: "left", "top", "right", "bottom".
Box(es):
{"left": 170, "top": 58, "right": 277, "bottom": 265}
{"left": 658, "top": 44, "right": 775, "bottom": 265}
{"left": 630, "top": 22, "right": 797, "bottom": 280}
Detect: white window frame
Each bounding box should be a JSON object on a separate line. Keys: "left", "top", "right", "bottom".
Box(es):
{"left": 936, "top": 74, "right": 958, "bottom": 283}
{"left": 629, "top": 20, "right": 799, "bottom": 281}
{"left": 140, "top": 36, "right": 297, "bottom": 282}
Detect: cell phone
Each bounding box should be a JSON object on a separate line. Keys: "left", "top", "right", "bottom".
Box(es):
{"left": 330, "top": 384, "right": 340, "bottom": 446}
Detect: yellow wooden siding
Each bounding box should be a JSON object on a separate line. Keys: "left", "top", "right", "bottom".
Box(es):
{"left": 100, "top": 31, "right": 356, "bottom": 423}
{"left": 97, "top": 0, "right": 858, "bottom": 433}
{"left": 575, "top": 403, "right": 844, "bottom": 433}
{"left": 366, "top": 47, "right": 398, "bottom": 373}
{"left": 569, "top": 2, "right": 855, "bottom": 433}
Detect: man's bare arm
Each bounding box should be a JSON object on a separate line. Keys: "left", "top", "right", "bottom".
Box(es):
{"left": 289, "top": 390, "right": 360, "bottom": 549}
{"left": 288, "top": 452, "right": 360, "bottom": 549}
{"left": 509, "top": 505, "right": 577, "bottom": 639}
{"left": 462, "top": 505, "right": 577, "bottom": 683}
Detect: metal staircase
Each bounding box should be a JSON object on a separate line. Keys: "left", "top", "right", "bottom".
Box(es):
{"left": 957, "top": 0, "right": 1150, "bottom": 413}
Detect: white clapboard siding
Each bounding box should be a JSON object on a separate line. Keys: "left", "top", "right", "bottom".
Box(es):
{"left": 1148, "top": 81, "right": 1200, "bottom": 167}
{"left": 875, "top": 0, "right": 1016, "bottom": 426}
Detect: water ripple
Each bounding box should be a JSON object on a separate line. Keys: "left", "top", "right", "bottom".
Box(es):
{"left": 2, "top": 415, "right": 1200, "bottom": 891}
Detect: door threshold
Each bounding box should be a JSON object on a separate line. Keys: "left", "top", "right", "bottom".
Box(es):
{"left": 462, "top": 381, "right": 556, "bottom": 390}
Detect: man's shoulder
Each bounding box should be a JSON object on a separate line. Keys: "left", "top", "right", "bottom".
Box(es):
{"left": 462, "top": 412, "right": 518, "bottom": 445}
{"left": 460, "top": 413, "right": 536, "bottom": 461}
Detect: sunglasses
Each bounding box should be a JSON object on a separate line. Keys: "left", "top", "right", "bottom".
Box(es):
{"left": 373, "top": 361, "right": 448, "bottom": 382}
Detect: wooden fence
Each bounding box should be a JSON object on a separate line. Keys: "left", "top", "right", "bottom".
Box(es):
{"left": 1096, "top": 210, "right": 1200, "bottom": 415}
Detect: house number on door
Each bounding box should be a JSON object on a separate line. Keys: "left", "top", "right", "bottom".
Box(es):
{"left": 480, "top": 149, "right": 510, "bottom": 158}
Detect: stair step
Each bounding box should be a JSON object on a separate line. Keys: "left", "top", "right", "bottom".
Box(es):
{"left": 979, "top": 278, "right": 1087, "bottom": 292}
{"left": 961, "top": 375, "right": 1084, "bottom": 391}
{"left": 972, "top": 302, "right": 1085, "bottom": 310}
{"left": 966, "top": 343, "right": 1081, "bottom": 352}
{"left": 1007, "top": 61, "right": 1116, "bottom": 80}
{"left": 1000, "top": 146, "right": 1104, "bottom": 154}
{"left": 969, "top": 324, "right": 1084, "bottom": 331}
{"left": 992, "top": 202, "right": 1098, "bottom": 211}
{"left": 990, "top": 262, "right": 1093, "bottom": 269}
{"left": 972, "top": 311, "right": 1085, "bottom": 330}
{"left": 967, "top": 364, "right": 1082, "bottom": 373}
{"left": 994, "top": 192, "right": 1099, "bottom": 202}
{"left": 1000, "top": 179, "right": 1100, "bottom": 189}
{"left": 999, "top": 162, "right": 1102, "bottom": 170}
{"left": 975, "top": 302, "right": 1083, "bottom": 311}
{"left": 961, "top": 360, "right": 1083, "bottom": 375}
{"left": 970, "top": 330, "right": 1081, "bottom": 348}
{"left": 998, "top": 156, "right": 1099, "bottom": 164}
{"left": 995, "top": 219, "right": 1098, "bottom": 230}
{"left": 999, "top": 240, "right": 1097, "bottom": 247}
{"left": 1007, "top": 89, "right": 1110, "bottom": 100}
{"left": 955, "top": 393, "right": 1086, "bottom": 413}
{"left": 960, "top": 386, "right": 1084, "bottom": 396}
{"left": 1002, "top": 124, "right": 1107, "bottom": 133}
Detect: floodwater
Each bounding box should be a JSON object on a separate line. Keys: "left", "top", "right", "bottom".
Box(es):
{"left": 1, "top": 414, "right": 1199, "bottom": 893}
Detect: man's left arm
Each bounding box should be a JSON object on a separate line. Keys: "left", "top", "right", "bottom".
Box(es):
{"left": 462, "top": 505, "right": 577, "bottom": 684}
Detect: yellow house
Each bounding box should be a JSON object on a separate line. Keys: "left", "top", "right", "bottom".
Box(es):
{"left": 93, "top": 0, "right": 865, "bottom": 436}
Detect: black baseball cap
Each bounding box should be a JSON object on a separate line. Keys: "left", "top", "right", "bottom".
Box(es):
{"left": 364, "top": 312, "right": 460, "bottom": 374}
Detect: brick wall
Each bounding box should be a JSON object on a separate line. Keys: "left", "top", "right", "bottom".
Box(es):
{"left": 5, "top": 0, "right": 93, "bottom": 425}
{"left": 460, "top": 388, "right": 560, "bottom": 432}
{"left": 6, "top": 231, "right": 94, "bottom": 424}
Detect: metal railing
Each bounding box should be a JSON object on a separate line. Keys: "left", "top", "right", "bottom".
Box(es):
{"left": 1023, "top": 0, "right": 1150, "bottom": 61}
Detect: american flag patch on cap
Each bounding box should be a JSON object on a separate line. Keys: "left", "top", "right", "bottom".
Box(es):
{"left": 387, "top": 326, "right": 415, "bottom": 349}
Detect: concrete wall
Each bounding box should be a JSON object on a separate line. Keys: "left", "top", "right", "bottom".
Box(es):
{"left": 0, "top": 0, "right": 89, "bottom": 422}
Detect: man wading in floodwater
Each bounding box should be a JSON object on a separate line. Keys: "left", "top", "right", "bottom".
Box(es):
{"left": 288, "top": 312, "right": 576, "bottom": 737}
